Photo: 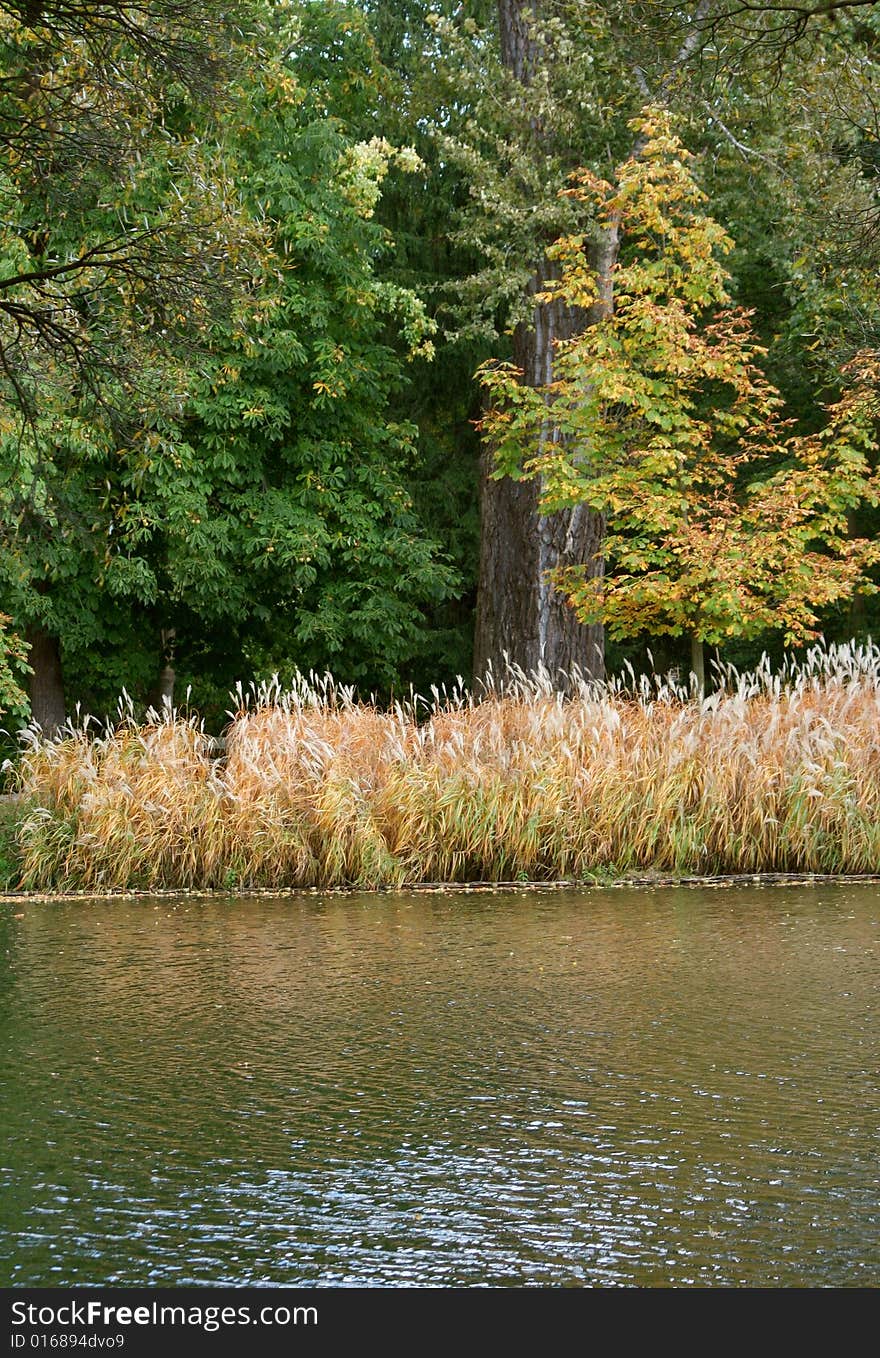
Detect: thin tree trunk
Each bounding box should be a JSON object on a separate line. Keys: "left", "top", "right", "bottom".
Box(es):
{"left": 690, "top": 634, "right": 705, "bottom": 699}
{"left": 156, "top": 663, "right": 176, "bottom": 711}
{"left": 474, "top": 1, "right": 607, "bottom": 693}
{"left": 847, "top": 508, "right": 866, "bottom": 638}
{"left": 24, "top": 625, "right": 65, "bottom": 736}
{"left": 147, "top": 628, "right": 177, "bottom": 713}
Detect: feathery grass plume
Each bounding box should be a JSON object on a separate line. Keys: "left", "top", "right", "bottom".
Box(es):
{"left": 10, "top": 642, "right": 880, "bottom": 890}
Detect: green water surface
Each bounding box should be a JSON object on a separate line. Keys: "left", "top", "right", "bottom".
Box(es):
{"left": 1, "top": 884, "right": 877, "bottom": 1286}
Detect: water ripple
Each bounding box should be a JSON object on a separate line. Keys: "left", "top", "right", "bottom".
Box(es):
{"left": 0, "top": 885, "right": 878, "bottom": 1285}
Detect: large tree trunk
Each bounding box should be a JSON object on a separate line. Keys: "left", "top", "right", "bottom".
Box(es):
{"left": 475, "top": 0, "right": 713, "bottom": 693}
{"left": 474, "top": 260, "right": 607, "bottom": 688}
{"left": 25, "top": 625, "right": 65, "bottom": 736}
{"left": 474, "top": 1, "right": 610, "bottom": 693}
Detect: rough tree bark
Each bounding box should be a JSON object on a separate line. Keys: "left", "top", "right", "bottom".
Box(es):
{"left": 474, "top": 0, "right": 609, "bottom": 692}
{"left": 24, "top": 625, "right": 65, "bottom": 735}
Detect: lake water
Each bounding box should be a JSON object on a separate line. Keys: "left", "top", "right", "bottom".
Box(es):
{"left": 1, "top": 884, "right": 878, "bottom": 1287}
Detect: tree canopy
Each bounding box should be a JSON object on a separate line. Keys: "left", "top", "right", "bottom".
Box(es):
{"left": 1, "top": 0, "right": 879, "bottom": 728}
{"left": 481, "top": 110, "right": 880, "bottom": 688}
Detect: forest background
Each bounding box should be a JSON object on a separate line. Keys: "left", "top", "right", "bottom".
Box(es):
{"left": 2, "top": 0, "right": 880, "bottom": 736}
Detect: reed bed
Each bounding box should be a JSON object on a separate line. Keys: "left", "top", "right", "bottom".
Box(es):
{"left": 9, "top": 642, "right": 880, "bottom": 890}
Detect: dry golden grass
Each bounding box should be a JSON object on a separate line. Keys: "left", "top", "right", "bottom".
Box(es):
{"left": 11, "top": 643, "right": 880, "bottom": 889}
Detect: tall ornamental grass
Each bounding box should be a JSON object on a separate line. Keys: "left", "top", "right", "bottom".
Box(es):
{"left": 10, "top": 642, "right": 880, "bottom": 890}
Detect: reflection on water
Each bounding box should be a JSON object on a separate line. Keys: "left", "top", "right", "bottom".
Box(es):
{"left": 0, "top": 885, "right": 877, "bottom": 1286}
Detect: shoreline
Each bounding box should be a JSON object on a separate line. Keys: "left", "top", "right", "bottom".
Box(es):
{"left": 3, "top": 871, "right": 880, "bottom": 904}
